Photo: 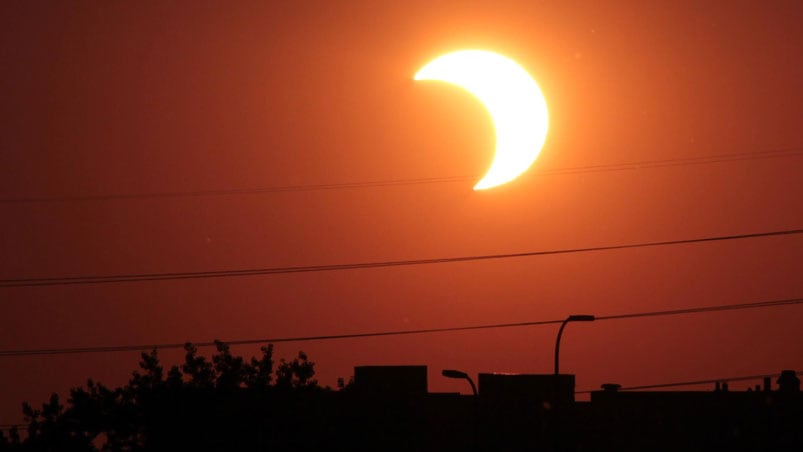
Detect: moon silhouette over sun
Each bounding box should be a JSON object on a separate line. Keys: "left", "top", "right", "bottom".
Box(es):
{"left": 415, "top": 50, "right": 549, "bottom": 190}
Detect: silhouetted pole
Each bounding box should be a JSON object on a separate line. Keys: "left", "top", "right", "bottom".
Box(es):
{"left": 554, "top": 315, "right": 595, "bottom": 375}
{"left": 442, "top": 369, "right": 479, "bottom": 450}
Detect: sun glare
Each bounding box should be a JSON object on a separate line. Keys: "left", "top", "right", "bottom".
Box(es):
{"left": 415, "top": 50, "right": 549, "bottom": 190}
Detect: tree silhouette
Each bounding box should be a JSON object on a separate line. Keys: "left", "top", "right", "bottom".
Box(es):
{"left": 276, "top": 351, "right": 317, "bottom": 390}
{"left": 0, "top": 342, "right": 322, "bottom": 451}
{"left": 181, "top": 343, "right": 216, "bottom": 389}
{"left": 244, "top": 344, "right": 274, "bottom": 390}
{"left": 0, "top": 426, "right": 21, "bottom": 450}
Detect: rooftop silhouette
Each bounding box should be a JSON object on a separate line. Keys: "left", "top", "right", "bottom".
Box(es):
{"left": 1, "top": 343, "right": 800, "bottom": 451}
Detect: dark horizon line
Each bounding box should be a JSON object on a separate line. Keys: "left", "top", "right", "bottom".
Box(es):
{"left": 1, "top": 370, "right": 801, "bottom": 430}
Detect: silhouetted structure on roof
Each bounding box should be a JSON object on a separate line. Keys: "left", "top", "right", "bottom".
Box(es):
{"left": 343, "top": 367, "right": 801, "bottom": 451}
{"left": 586, "top": 374, "right": 802, "bottom": 451}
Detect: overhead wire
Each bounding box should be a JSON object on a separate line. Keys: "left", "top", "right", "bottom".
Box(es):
{"left": 1, "top": 228, "right": 800, "bottom": 287}
{"left": 543, "top": 146, "right": 803, "bottom": 175}
{"left": 575, "top": 371, "right": 803, "bottom": 394}
{"left": 0, "top": 146, "right": 800, "bottom": 204}
{"left": 1, "top": 296, "right": 800, "bottom": 357}
{"left": 1, "top": 148, "right": 800, "bottom": 416}
{"left": 1, "top": 298, "right": 800, "bottom": 423}
{"left": 1, "top": 148, "right": 800, "bottom": 425}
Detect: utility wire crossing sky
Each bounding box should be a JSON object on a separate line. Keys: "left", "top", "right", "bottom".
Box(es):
{"left": 2, "top": 296, "right": 800, "bottom": 357}
{"left": 2, "top": 228, "right": 800, "bottom": 287}
{"left": 1, "top": 146, "right": 800, "bottom": 203}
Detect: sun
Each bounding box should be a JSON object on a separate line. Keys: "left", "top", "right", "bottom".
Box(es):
{"left": 415, "top": 50, "right": 549, "bottom": 190}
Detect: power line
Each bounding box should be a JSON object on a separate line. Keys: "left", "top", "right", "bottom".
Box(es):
{"left": 544, "top": 146, "right": 803, "bottom": 175}
{"left": 575, "top": 371, "right": 803, "bottom": 394}
{"left": 1, "top": 296, "right": 800, "bottom": 357}
{"left": 619, "top": 373, "right": 783, "bottom": 391}
{"left": 595, "top": 297, "right": 803, "bottom": 321}
{"left": 1, "top": 228, "right": 800, "bottom": 287}
{"left": 1, "top": 146, "right": 800, "bottom": 204}
{"left": 0, "top": 175, "right": 473, "bottom": 204}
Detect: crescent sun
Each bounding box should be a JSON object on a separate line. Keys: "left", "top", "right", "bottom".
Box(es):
{"left": 414, "top": 50, "right": 549, "bottom": 190}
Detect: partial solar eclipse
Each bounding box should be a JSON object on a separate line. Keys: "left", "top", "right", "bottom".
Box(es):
{"left": 415, "top": 50, "right": 549, "bottom": 190}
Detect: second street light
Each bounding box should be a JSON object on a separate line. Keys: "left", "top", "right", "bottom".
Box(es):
{"left": 554, "top": 314, "right": 595, "bottom": 375}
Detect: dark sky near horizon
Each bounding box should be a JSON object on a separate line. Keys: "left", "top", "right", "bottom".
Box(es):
{"left": 1, "top": 1, "right": 802, "bottom": 424}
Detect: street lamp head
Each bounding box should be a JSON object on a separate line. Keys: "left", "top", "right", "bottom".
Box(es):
{"left": 555, "top": 314, "right": 597, "bottom": 375}
{"left": 442, "top": 369, "right": 469, "bottom": 379}
{"left": 441, "top": 369, "right": 478, "bottom": 397}
{"left": 567, "top": 314, "right": 595, "bottom": 322}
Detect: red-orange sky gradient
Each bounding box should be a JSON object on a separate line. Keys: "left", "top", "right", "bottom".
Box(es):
{"left": 1, "top": 1, "right": 802, "bottom": 425}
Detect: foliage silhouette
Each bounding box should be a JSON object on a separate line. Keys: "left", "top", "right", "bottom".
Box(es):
{"left": 276, "top": 351, "right": 317, "bottom": 390}
{"left": 0, "top": 342, "right": 323, "bottom": 451}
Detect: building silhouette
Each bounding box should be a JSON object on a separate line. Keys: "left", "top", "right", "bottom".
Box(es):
{"left": 254, "top": 365, "right": 799, "bottom": 451}
{"left": 3, "top": 364, "right": 800, "bottom": 451}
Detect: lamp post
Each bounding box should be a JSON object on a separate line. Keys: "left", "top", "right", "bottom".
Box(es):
{"left": 442, "top": 369, "right": 478, "bottom": 396}
{"left": 442, "top": 369, "right": 480, "bottom": 450}
{"left": 554, "top": 314, "right": 595, "bottom": 375}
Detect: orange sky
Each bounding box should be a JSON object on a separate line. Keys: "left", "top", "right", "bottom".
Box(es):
{"left": 1, "top": 1, "right": 802, "bottom": 424}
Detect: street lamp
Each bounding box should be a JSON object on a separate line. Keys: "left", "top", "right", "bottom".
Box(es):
{"left": 554, "top": 314, "right": 595, "bottom": 375}
{"left": 442, "top": 369, "right": 478, "bottom": 396}
{"left": 442, "top": 369, "right": 480, "bottom": 450}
